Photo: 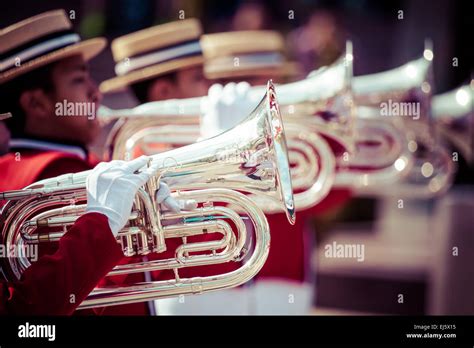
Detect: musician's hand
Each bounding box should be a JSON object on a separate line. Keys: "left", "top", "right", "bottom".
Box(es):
{"left": 155, "top": 182, "right": 197, "bottom": 213}
{"left": 86, "top": 156, "right": 159, "bottom": 236}
{"left": 200, "top": 82, "right": 255, "bottom": 139}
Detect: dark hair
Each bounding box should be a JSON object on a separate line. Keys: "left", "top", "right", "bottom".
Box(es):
{"left": 129, "top": 71, "right": 178, "bottom": 104}
{"left": 0, "top": 63, "right": 57, "bottom": 138}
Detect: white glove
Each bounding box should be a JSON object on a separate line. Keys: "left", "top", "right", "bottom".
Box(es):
{"left": 200, "top": 82, "right": 255, "bottom": 139}
{"left": 86, "top": 156, "right": 160, "bottom": 236}
{"left": 86, "top": 156, "right": 196, "bottom": 236}
{"left": 86, "top": 156, "right": 158, "bottom": 236}
{"left": 155, "top": 182, "right": 197, "bottom": 213}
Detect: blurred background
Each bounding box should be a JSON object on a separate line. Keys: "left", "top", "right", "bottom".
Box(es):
{"left": 1, "top": 0, "right": 472, "bottom": 103}
{"left": 1, "top": 0, "right": 472, "bottom": 315}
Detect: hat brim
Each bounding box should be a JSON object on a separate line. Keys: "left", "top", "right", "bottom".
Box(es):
{"left": 204, "top": 61, "right": 302, "bottom": 80}
{"left": 99, "top": 55, "right": 204, "bottom": 94}
{"left": 0, "top": 37, "right": 107, "bottom": 84}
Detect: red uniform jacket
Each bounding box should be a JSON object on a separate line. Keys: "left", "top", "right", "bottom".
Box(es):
{"left": 0, "top": 151, "right": 92, "bottom": 193}
{"left": 0, "top": 213, "right": 123, "bottom": 315}
{"left": 259, "top": 188, "right": 352, "bottom": 282}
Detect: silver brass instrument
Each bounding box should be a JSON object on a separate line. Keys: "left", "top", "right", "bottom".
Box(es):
{"left": 252, "top": 48, "right": 411, "bottom": 197}
{"left": 351, "top": 43, "right": 456, "bottom": 197}
{"left": 0, "top": 82, "right": 295, "bottom": 309}
{"left": 109, "top": 119, "right": 335, "bottom": 214}
{"left": 275, "top": 52, "right": 413, "bottom": 192}
{"left": 101, "top": 41, "right": 419, "bottom": 204}
{"left": 99, "top": 44, "right": 357, "bottom": 211}
{"left": 432, "top": 83, "right": 473, "bottom": 165}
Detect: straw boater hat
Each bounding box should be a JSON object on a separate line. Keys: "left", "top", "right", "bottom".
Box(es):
{"left": 0, "top": 10, "right": 106, "bottom": 84}
{"left": 200, "top": 30, "right": 301, "bottom": 80}
{"left": 100, "top": 19, "right": 204, "bottom": 94}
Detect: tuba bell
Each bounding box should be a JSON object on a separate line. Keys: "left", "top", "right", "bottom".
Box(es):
{"left": 0, "top": 81, "right": 295, "bottom": 309}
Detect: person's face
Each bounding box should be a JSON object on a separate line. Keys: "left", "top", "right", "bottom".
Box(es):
{"left": 0, "top": 121, "right": 10, "bottom": 155}
{"left": 49, "top": 55, "right": 102, "bottom": 144}
{"left": 175, "top": 66, "right": 211, "bottom": 98}
{"left": 147, "top": 65, "right": 210, "bottom": 101}
{"left": 24, "top": 55, "right": 102, "bottom": 146}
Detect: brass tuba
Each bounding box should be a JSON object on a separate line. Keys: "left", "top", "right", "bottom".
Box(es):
{"left": 349, "top": 43, "right": 456, "bottom": 197}
{"left": 0, "top": 82, "right": 295, "bottom": 309}
{"left": 99, "top": 44, "right": 357, "bottom": 212}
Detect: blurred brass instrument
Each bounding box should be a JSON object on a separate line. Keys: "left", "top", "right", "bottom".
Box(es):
{"left": 99, "top": 44, "right": 359, "bottom": 211}
{"left": 257, "top": 43, "right": 413, "bottom": 194}
{"left": 278, "top": 53, "right": 413, "bottom": 193}
{"left": 0, "top": 82, "right": 295, "bottom": 309}
{"left": 432, "top": 83, "right": 473, "bottom": 165}
{"left": 100, "top": 41, "right": 415, "bottom": 206}
{"left": 350, "top": 43, "right": 456, "bottom": 197}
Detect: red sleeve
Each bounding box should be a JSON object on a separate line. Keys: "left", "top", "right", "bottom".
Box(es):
{"left": 0, "top": 212, "right": 123, "bottom": 315}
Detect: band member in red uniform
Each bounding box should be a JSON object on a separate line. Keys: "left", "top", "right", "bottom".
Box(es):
{"left": 0, "top": 9, "right": 106, "bottom": 190}
{"left": 0, "top": 10, "right": 172, "bottom": 315}
{"left": 0, "top": 156, "right": 161, "bottom": 315}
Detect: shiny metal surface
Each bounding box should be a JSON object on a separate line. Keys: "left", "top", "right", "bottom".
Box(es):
{"left": 349, "top": 45, "right": 456, "bottom": 197}
{"left": 99, "top": 46, "right": 355, "bottom": 212}
{"left": 0, "top": 82, "right": 295, "bottom": 308}
{"left": 432, "top": 83, "right": 473, "bottom": 165}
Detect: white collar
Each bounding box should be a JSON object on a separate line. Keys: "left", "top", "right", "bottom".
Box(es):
{"left": 9, "top": 138, "right": 87, "bottom": 160}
